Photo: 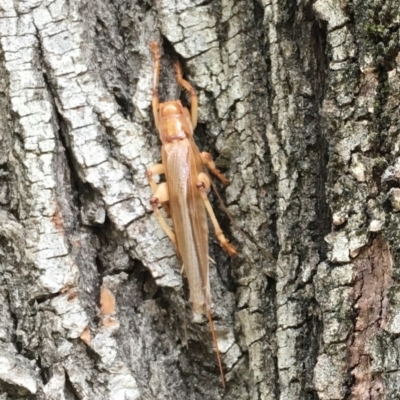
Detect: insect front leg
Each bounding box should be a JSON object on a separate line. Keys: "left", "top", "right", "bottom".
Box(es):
{"left": 150, "top": 42, "right": 161, "bottom": 129}
{"left": 174, "top": 62, "right": 198, "bottom": 128}
{"left": 196, "top": 172, "right": 237, "bottom": 256}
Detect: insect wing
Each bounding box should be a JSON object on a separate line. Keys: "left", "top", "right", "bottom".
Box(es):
{"left": 164, "top": 140, "right": 210, "bottom": 314}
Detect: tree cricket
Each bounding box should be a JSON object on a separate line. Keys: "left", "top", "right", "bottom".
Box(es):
{"left": 146, "top": 42, "right": 237, "bottom": 388}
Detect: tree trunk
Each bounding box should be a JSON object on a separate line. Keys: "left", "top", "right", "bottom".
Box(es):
{"left": 0, "top": 0, "right": 399, "bottom": 399}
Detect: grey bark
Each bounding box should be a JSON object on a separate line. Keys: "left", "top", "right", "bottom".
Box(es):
{"left": 0, "top": 0, "right": 399, "bottom": 399}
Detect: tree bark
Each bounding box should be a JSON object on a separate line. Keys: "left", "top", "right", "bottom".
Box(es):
{"left": 0, "top": 0, "right": 399, "bottom": 399}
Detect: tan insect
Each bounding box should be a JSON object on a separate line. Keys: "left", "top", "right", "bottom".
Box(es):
{"left": 146, "top": 42, "right": 237, "bottom": 388}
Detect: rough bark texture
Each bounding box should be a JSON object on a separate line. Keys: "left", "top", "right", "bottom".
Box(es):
{"left": 0, "top": 0, "right": 400, "bottom": 399}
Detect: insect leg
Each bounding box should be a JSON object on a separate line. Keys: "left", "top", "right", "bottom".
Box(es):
{"left": 147, "top": 165, "right": 171, "bottom": 217}
{"left": 150, "top": 41, "right": 161, "bottom": 129}
{"left": 149, "top": 182, "right": 177, "bottom": 247}
{"left": 200, "top": 152, "right": 230, "bottom": 185}
{"left": 197, "top": 172, "right": 237, "bottom": 256}
{"left": 147, "top": 164, "right": 165, "bottom": 194}
{"left": 174, "top": 62, "right": 198, "bottom": 128}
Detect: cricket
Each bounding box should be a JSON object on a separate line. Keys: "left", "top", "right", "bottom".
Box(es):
{"left": 146, "top": 41, "right": 237, "bottom": 388}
